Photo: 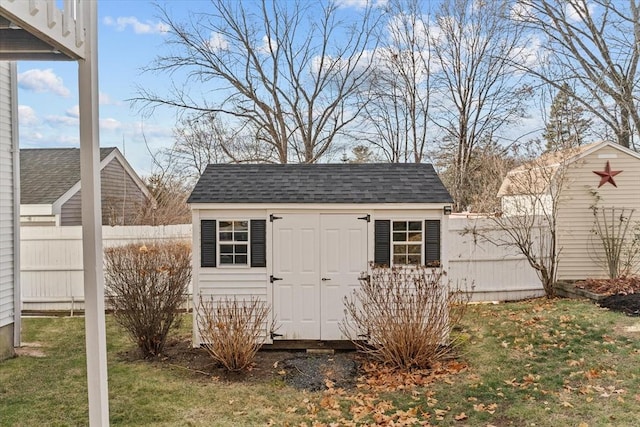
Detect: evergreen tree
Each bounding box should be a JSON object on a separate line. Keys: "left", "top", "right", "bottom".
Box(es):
{"left": 543, "top": 84, "right": 592, "bottom": 151}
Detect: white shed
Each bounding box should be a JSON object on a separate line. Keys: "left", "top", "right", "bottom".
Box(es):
{"left": 188, "top": 163, "right": 453, "bottom": 343}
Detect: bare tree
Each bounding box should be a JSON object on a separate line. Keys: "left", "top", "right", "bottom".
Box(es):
{"left": 476, "top": 144, "right": 580, "bottom": 297}
{"left": 514, "top": 0, "right": 640, "bottom": 149}
{"left": 168, "top": 113, "right": 232, "bottom": 181}
{"left": 431, "top": 0, "right": 531, "bottom": 212}
{"left": 134, "top": 0, "right": 381, "bottom": 163}
{"left": 356, "top": 0, "right": 434, "bottom": 163}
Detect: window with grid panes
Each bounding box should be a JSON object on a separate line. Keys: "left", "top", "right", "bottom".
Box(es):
{"left": 219, "top": 220, "right": 249, "bottom": 265}
{"left": 392, "top": 220, "right": 422, "bottom": 265}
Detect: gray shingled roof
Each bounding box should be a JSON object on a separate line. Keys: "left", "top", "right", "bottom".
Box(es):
{"left": 188, "top": 163, "right": 453, "bottom": 204}
{"left": 20, "top": 147, "right": 115, "bottom": 204}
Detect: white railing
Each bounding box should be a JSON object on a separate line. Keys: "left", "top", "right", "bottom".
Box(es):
{"left": 0, "top": 0, "right": 86, "bottom": 59}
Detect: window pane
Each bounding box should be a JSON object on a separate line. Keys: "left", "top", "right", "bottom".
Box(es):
{"left": 408, "top": 244, "right": 421, "bottom": 254}
{"left": 409, "top": 221, "right": 422, "bottom": 231}
{"left": 219, "top": 232, "right": 233, "bottom": 241}
{"left": 235, "top": 232, "right": 248, "bottom": 242}
{"left": 235, "top": 244, "right": 247, "bottom": 254}
{"left": 408, "top": 255, "right": 421, "bottom": 264}
{"left": 393, "top": 232, "right": 406, "bottom": 242}
{"left": 219, "top": 221, "right": 233, "bottom": 231}
{"left": 235, "top": 255, "right": 248, "bottom": 264}
{"left": 220, "top": 255, "right": 234, "bottom": 264}
{"left": 408, "top": 232, "right": 422, "bottom": 242}
{"left": 220, "top": 244, "right": 234, "bottom": 254}
{"left": 235, "top": 221, "right": 249, "bottom": 231}
{"left": 393, "top": 255, "right": 406, "bottom": 264}
{"left": 393, "top": 244, "right": 407, "bottom": 254}
{"left": 393, "top": 221, "right": 407, "bottom": 231}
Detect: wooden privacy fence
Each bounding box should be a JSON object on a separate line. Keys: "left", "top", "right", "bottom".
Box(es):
{"left": 20, "top": 219, "right": 545, "bottom": 313}
{"left": 445, "top": 216, "right": 545, "bottom": 301}
{"left": 20, "top": 224, "right": 192, "bottom": 313}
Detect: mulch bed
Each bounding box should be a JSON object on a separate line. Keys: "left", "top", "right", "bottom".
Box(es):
{"left": 574, "top": 276, "right": 640, "bottom": 316}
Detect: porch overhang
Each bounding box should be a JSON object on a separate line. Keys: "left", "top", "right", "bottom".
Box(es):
{"left": 0, "top": 1, "right": 85, "bottom": 61}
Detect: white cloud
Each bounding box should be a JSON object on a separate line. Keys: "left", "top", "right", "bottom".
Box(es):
{"left": 18, "top": 105, "right": 39, "bottom": 126}
{"left": 103, "top": 16, "right": 168, "bottom": 34}
{"left": 257, "top": 35, "right": 278, "bottom": 55}
{"left": 100, "top": 118, "right": 122, "bottom": 131}
{"left": 205, "top": 32, "right": 229, "bottom": 52}
{"left": 335, "top": 0, "right": 388, "bottom": 9}
{"left": 566, "top": 2, "right": 595, "bottom": 23}
{"left": 66, "top": 105, "right": 80, "bottom": 118}
{"left": 44, "top": 114, "right": 78, "bottom": 126}
{"left": 99, "top": 91, "right": 119, "bottom": 105}
{"left": 18, "top": 69, "right": 70, "bottom": 97}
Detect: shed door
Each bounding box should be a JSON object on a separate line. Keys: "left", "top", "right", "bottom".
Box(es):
{"left": 272, "top": 214, "right": 368, "bottom": 340}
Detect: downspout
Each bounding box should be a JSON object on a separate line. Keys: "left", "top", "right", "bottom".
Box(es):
{"left": 10, "top": 61, "right": 21, "bottom": 348}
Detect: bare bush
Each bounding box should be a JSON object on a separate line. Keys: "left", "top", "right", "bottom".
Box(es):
{"left": 197, "top": 296, "right": 273, "bottom": 372}
{"left": 590, "top": 207, "right": 640, "bottom": 278}
{"left": 341, "top": 265, "right": 469, "bottom": 370}
{"left": 104, "top": 241, "right": 191, "bottom": 357}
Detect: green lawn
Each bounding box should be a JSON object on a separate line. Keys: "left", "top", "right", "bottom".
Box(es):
{"left": 1, "top": 298, "right": 639, "bottom": 426}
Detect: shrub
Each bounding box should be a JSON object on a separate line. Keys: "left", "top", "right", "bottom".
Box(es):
{"left": 197, "top": 296, "right": 273, "bottom": 372}
{"left": 104, "top": 241, "right": 191, "bottom": 357}
{"left": 341, "top": 264, "right": 469, "bottom": 370}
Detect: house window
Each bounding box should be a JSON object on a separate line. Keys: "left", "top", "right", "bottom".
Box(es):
{"left": 219, "top": 220, "right": 249, "bottom": 265}
{"left": 392, "top": 221, "right": 423, "bottom": 265}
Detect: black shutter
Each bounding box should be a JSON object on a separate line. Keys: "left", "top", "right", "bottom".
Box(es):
{"left": 201, "top": 220, "right": 217, "bottom": 267}
{"left": 250, "top": 219, "right": 267, "bottom": 267}
{"left": 425, "top": 220, "right": 441, "bottom": 266}
{"left": 374, "top": 220, "right": 391, "bottom": 266}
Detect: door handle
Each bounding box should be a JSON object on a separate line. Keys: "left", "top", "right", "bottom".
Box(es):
{"left": 321, "top": 278, "right": 331, "bottom": 281}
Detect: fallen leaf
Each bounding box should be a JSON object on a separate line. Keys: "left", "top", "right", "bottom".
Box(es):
{"left": 455, "top": 412, "right": 468, "bottom": 421}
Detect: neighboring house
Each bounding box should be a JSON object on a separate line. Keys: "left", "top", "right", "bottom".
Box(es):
{"left": 188, "top": 163, "right": 453, "bottom": 343}
{"left": 498, "top": 141, "right": 640, "bottom": 281}
{"left": 0, "top": 62, "right": 19, "bottom": 361}
{"left": 20, "top": 147, "right": 153, "bottom": 226}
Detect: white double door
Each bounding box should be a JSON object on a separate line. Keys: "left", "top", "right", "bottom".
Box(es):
{"left": 272, "top": 214, "right": 368, "bottom": 340}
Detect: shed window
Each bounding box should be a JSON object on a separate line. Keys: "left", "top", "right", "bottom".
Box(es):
{"left": 392, "top": 221, "right": 423, "bottom": 265}
{"left": 219, "top": 220, "right": 249, "bottom": 265}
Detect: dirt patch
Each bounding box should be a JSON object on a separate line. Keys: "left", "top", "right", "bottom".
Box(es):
{"left": 15, "top": 342, "right": 46, "bottom": 358}
{"left": 120, "top": 336, "right": 362, "bottom": 390}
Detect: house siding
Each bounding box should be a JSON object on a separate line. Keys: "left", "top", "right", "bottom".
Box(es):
{"left": 557, "top": 145, "right": 640, "bottom": 280}
{"left": 0, "top": 62, "right": 16, "bottom": 359}
{"left": 61, "top": 157, "right": 148, "bottom": 226}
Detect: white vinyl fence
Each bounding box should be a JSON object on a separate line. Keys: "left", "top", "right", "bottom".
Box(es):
{"left": 446, "top": 216, "right": 545, "bottom": 301}
{"left": 20, "top": 225, "right": 192, "bottom": 313}
{"left": 20, "top": 218, "right": 546, "bottom": 313}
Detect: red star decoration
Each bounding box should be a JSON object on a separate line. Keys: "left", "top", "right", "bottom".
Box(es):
{"left": 593, "top": 161, "right": 622, "bottom": 188}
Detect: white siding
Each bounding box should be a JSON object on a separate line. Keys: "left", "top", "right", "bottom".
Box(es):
{"left": 0, "top": 62, "right": 15, "bottom": 330}
{"left": 557, "top": 145, "right": 640, "bottom": 280}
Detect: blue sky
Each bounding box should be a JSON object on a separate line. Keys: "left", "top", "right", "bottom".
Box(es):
{"left": 17, "top": 1, "right": 217, "bottom": 176}
{"left": 16, "top": 0, "right": 546, "bottom": 176}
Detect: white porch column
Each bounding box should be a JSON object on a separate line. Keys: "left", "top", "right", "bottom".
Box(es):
{"left": 78, "top": 1, "right": 110, "bottom": 425}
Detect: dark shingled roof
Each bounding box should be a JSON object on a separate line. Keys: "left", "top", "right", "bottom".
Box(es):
{"left": 20, "top": 147, "right": 115, "bottom": 204}
{"left": 188, "top": 163, "right": 453, "bottom": 204}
